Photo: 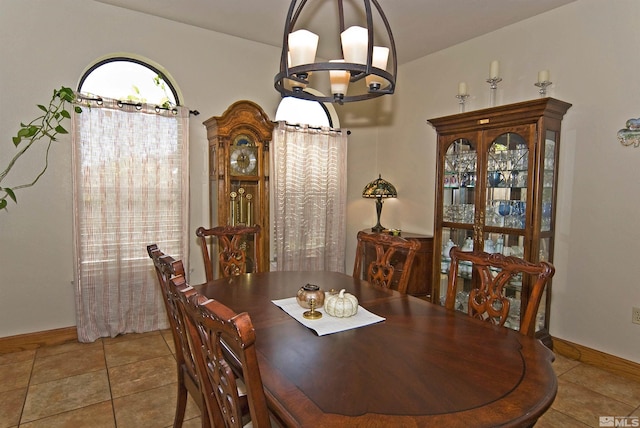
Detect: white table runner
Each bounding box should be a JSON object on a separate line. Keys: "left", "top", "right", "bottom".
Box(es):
{"left": 271, "top": 297, "right": 385, "bottom": 336}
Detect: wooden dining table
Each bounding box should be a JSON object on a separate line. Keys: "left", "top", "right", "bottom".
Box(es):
{"left": 196, "top": 270, "right": 557, "bottom": 428}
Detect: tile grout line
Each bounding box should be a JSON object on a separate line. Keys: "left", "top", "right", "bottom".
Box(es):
{"left": 101, "top": 337, "right": 119, "bottom": 427}
{"left": 17, "top": 350, "right": 38, "bottom": 426}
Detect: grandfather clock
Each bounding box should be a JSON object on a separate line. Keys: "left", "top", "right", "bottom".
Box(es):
{"left": 203, "top": 100, "right": 274, "bottom": 272}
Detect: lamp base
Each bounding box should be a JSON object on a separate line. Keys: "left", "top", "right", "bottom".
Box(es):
{"left": 371, "top": 198, "right": 385, "bottom": 233}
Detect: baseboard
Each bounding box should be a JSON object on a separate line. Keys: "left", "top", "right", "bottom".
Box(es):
{"left": 0, "top": 326, "right": 78, "bottom": 355}
{"left": 553, "top": 337, "right": 640, "bottom": 383}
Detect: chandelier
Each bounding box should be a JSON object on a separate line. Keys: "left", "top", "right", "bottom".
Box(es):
{"left": 274, "top": 0, "right": 397, "bottom": 104}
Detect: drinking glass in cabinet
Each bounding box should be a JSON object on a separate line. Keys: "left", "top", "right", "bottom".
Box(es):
{"left": 497, "top": 200, "right": 511, "bottom": 226}
{"left": 488, "top": 171, "right": 505, "bottom": 187}
{"left": 509, "top": 201, "right": 526, "bottom": 229}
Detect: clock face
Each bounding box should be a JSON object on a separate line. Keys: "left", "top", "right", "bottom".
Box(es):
{"left": 230, "top": 146, "right": 258, "bottom": 175}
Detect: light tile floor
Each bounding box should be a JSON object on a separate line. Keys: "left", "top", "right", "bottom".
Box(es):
{"left": 1, "top": 330, "right": 639, "bottom": 427}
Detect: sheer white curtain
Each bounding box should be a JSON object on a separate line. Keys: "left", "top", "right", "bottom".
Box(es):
{"left": 272, "top": 121, "right": 347, "bottom": 272}
{"left": 72, "top": 97, "right": 189, "bottom": 342}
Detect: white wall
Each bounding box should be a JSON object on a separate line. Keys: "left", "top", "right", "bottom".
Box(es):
{"left": 2, "top": 0, "right": 638, "bottom": 364}
{"left": 366, "top": 0, "right": 640, "bottom": 362}
{"left": 0, "top": 0, "right": 283, "bottom": 337}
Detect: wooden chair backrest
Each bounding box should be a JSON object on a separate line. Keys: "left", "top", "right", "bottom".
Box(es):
{"left": 196, "top": 225, "right": 262, "bottom": 281}
{"left": 172, "top": 274, "right": 272, "bottom": 428}
{"left": 352, "top": 231, "right": 421, "bottom": 294}
{"left": 147, "top": 245, "right": 194, "bottom": 376}
{"left": 445, "top": 246, "right": 555, "bottom": 337}
{"left": 147, "top": 244, "right": 210, "bottom": 427}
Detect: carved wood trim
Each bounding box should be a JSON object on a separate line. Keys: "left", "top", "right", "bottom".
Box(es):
{"left": 202, "top": 100, "right": 274, "bottom": 143}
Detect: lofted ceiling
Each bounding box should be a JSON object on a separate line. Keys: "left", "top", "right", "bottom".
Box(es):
{"left": 94, "top": 0, "right": 576, "bottom": 65}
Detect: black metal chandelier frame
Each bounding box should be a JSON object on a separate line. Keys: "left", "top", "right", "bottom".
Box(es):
{"left": 274, "top": 0, "right": 397, "bottom": 104}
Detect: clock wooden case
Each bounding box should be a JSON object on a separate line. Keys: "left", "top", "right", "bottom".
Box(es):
{"left": 203, "top": 100, "right": 274, "bottom": 273}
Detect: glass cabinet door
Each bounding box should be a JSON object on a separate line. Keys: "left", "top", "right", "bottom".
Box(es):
{"left": 532, "top": 130, "right": 560, "bottom": 332}
{"left": 438, "top": 138, "right": 477, "bottom": 303}
{"left": 481, "top": 131, "right": 533, "bottom": 331}
{"left": 541, "top": 130, "right": 558, "bottom": 235}
{"left": 442, "top": 138, "right": 477, "bottom": 225}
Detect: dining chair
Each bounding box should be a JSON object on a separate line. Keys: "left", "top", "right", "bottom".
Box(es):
{"left": 444, "top": 246, "right": 555, "bottom": 337}
{"left": 352, "top": 230, "right": 422, "bottom": 294}
{"left": 146, "top": 244, "right": 210, "bottom": 428}
{"left": 196, "top": 225, "right": 262, "bottom": 281}
{"left": 171, "top": 274, "right": 275, "bottom": 428}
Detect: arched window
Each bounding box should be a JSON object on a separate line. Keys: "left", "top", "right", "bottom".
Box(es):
{"left": 274, "top": 86, "right": 341, "bottom": 128}
{"left": 275, "top": 97, "right": 332, "bottom": 128}
{"left": 79, "top": 57, "right": 179, "bottom": 107}
{"left": 72, "top": 56, "right": 189, "bottom": 342}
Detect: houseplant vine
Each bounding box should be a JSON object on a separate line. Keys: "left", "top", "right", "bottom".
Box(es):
{"left": 0, "top": 87, "right": 82, "bottom": 211}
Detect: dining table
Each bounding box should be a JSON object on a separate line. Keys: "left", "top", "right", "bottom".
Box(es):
{"left": 196, "top": 270, "right": 557, "bottom": 428}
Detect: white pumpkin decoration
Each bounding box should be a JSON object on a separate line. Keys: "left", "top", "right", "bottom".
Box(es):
{"left": 324, "top": 289, "right": 358, "bottom": 318}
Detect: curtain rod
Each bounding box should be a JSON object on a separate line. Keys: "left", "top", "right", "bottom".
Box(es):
{"left": 76, "top": 94, "right": 199, "bottom": 116}
{"left": 273, "top": 120, "right": 351, "bottom": 135}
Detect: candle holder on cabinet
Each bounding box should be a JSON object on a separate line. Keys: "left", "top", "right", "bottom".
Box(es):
{"left": 534, "top": 80, "right": 552, "bottom": 97}
{"left": 486, "top": 77, "right": 502, "bottom": 107}
{"left": 455, "top": 94, "right": 469, "bottom": 113}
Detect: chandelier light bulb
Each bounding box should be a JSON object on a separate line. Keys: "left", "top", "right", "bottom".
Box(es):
{"left": 365, "top": 46, "right": 390, "bottom": 89}
{"left": 288, "top": 29, "right": 319, "bottom": 67}
{"left": 329, "top": 59, "right": 350, "bottom": 99}
{"left": 341, "top": 26, "right": 368, "bottom": 65}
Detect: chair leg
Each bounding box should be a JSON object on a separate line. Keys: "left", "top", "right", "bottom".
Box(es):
{"left": 202, "top": 405, "right": 213, "bottom": 428}
{"left": 174, "top": 372, "right": 188, "bottom": 428}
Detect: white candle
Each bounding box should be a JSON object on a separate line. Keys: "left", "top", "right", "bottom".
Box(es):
{"left": 329, "top": 60, "right": 350, "bottom": 95}
{"left": 288, "top": 29, "right": 319, "bottom": 67}
{"left": 341, "top": 26, "right": 368, "bottom": 65}
{"left": 458, "top": 82, "right": 467, "bottom": 96}
{"left": 365, "top": 46, "right": 390, "bottom": 88}
{"left": 490, "top": 60, "right": 500, "bottom": 79}
{"left": 538, "top": 70, "right": 550, "bottom": 83}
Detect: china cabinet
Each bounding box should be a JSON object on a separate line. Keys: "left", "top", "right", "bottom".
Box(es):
{"left": 428, "top": 98, "right": 571, "bottom": 346}
{"left": 203, "top": 100, "right": 274, "bottom": 273}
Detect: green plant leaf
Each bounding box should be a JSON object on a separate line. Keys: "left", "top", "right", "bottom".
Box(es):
{"left": 3, "top": 86, "right": 78, "bottom": 213}
{"left": 59, "top": 87, "right": 75, "bottom": 102}
{"left": 19, "top": 126, "right": 38, "bottom": 138}
{"left": 4, "top": 188, "right": 16, "bottom": 203}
